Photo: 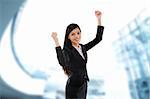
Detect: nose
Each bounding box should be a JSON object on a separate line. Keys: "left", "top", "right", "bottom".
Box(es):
{"left": 75, "top": 34, "right": 80, "bottom": 39}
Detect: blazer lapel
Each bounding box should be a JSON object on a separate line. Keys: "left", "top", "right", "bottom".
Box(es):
{"left": 72, "top": 47, "right": 84, "bottom": 60}
{"left": 71, "top": 45, "right": 87, "bottom": 63}
{"left": 81, "top": 45, "right": 87, "bottom": 62}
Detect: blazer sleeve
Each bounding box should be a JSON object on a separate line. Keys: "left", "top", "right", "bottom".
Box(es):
{"left": 84, "top": 26, "right": 104, "bottom": 51}
{"left": 55, "top": 46, "right": 70, "bottom": 68}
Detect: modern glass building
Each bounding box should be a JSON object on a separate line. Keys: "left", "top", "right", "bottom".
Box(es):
{"left": 1, "top": 0, "right": 149, "bottom": 99}
{"left": 113, "top": 9, "right": 150, "bottom": 99}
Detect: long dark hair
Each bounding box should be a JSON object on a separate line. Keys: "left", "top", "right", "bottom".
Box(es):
{"left": 62, "top": 23, "right": 81, "bottom": 75}
{"left": 63, "top": 23, "right": 81, "bottom": 49}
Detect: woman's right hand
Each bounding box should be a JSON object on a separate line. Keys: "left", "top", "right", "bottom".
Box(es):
{"left": 51, "top": 32, "right": 60, "bottom": 47}
{"left": 51, "top": 32, "right": 58, "bottom": 41}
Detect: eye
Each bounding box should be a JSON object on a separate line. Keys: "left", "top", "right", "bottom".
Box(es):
{"left": 71, "top": 33, "right": 75, "bottom": 36}
{"left": 77, "top": 32, "right": 80, "bottom": 35}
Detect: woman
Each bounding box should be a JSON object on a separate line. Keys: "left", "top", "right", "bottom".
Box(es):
{"left": 51, "top": 10, "right": 104, "bottom": 99}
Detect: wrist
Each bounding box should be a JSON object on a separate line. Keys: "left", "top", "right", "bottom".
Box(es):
{"left": 54, "top": 38, "right": 58, "bottom": 42}
{"left": 97, "top": 18, "right": 101, "bottom": 25}
{"left": 52, "top": 37, "right": 60, "bottom": 47}
{"left": 98, "top": 20, "right": 101, "bottom": 26}
{"left": 55, "top": 41, "right": 60, "bottom": 47}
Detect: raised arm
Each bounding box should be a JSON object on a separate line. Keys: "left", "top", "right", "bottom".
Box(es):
{"left": 51, "top": 32, "right": 66, "bottom": 66}
{"left": 51, "top": 32, "right": 70, "bottom": 71}
{"left": 84, "top": 10, "right": 104, "bottom": 51}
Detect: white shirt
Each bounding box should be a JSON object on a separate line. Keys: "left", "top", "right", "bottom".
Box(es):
{"left": 73, "top": 45, "right": 85, "bottom": 60}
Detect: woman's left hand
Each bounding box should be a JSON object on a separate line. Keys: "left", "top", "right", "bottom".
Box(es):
{"left": 95, "top": 10, "right": 102, "bottom": 25}
{"left": 95, "top": 10, "right": 102, "bottom": 19}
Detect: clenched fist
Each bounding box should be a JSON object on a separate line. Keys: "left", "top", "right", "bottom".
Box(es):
{"left": 51, "top": 32, "right": 60, "bottom": 47}
{"left": 95, "top": 10, "right": 102, "bottom": 19}
{"left": 51, "top": 32, "right": 58, "bottom": 41}
{"left": 95, "top": 10, "right": 102, "bottom": 25}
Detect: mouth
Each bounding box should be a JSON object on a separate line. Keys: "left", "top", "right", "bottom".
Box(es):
{"left": 74, "top": 39, "right": 79, "bottom": 42}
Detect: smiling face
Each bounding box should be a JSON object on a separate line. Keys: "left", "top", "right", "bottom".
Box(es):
{"left": 68, "top": 27, "right": 81, "bottom": 46}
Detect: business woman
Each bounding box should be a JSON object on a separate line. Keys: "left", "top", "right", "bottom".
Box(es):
{"left": 51, "top": 10, "right": 104, "bottom": 99}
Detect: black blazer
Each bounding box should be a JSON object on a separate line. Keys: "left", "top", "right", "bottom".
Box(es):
{"left": 55, "top": 26, "right": 104, "bottom": 86}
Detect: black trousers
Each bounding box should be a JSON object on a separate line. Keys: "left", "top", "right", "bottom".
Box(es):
{"left": 65, "top": 78, "right": 87, "bottom": 99}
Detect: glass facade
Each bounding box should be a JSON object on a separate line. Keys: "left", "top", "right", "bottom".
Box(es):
{"left": 1, "top": 0, "right": 149, "bottom": 99}
{"left": 114, "top": 9, "right": 150, "bottom": 99}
